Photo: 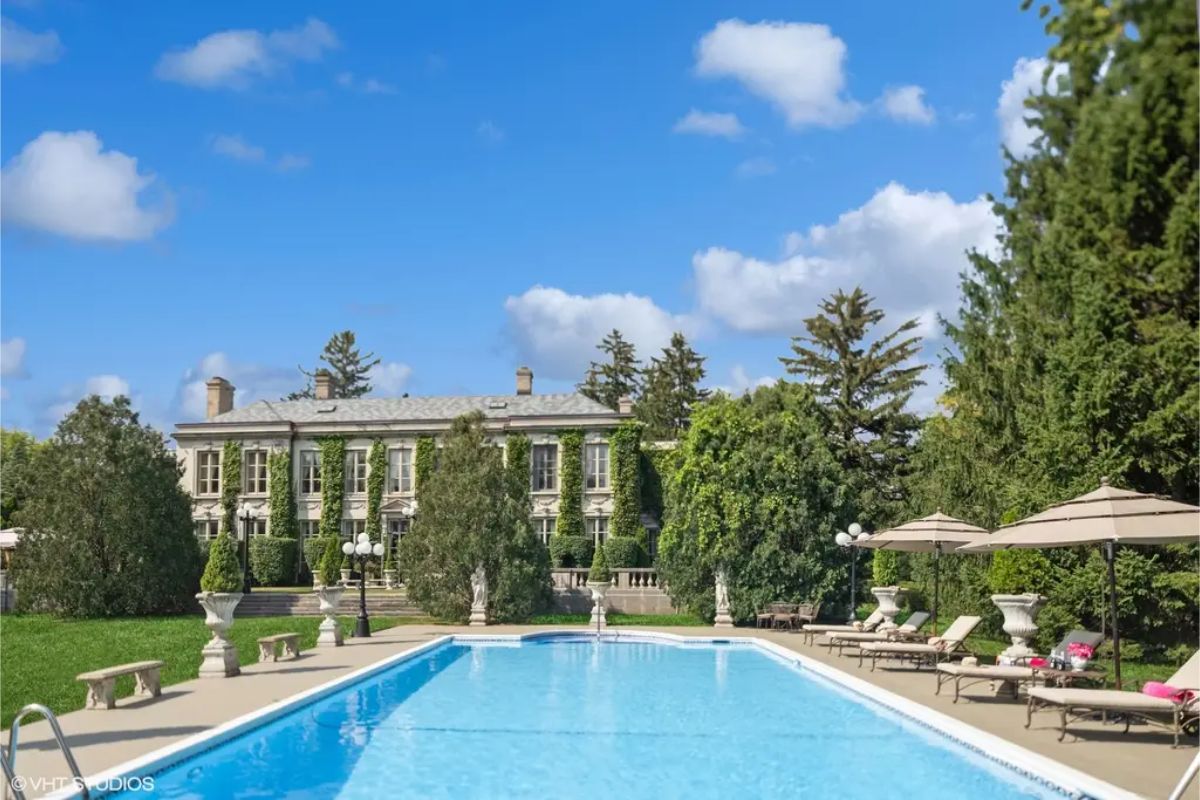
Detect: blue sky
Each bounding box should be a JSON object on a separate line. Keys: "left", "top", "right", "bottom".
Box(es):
{"left": 1, "top": 2, "right": 1055, "bottom": 436}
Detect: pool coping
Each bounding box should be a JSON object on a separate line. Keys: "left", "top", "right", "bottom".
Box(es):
{"left": 47, "top": 629, "right": 1140, "bottom": 800}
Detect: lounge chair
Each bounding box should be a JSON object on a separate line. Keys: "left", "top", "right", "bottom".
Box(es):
{"left": 1026, "top": 651, "right": 1200, "bottom": 747}
{"left": 828, "top": 612, "right": 932, "bottom": 656}
{"left": 936, "top": 630, "right": 1104, "bottom": 703}
{"left": 801, "top": 609, "right": 883, "bottom": 646}
{"left": 858, "top": 615, "right": 982, "bottom": 671}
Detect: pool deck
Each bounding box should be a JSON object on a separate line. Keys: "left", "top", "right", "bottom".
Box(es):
{"left": 3, "top": 623, "right": 1195, "bottom": 799}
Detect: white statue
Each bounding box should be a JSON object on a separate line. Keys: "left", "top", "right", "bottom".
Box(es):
{"left": 713, "top": 567, "right": 734, "bottom": 628}
{"left": 469, "top": 563, "right": 488, "bottom": 626}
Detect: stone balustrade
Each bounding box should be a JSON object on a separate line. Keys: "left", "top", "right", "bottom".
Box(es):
{"left": 551, "top": 567, "right": 660, "bottom": 590}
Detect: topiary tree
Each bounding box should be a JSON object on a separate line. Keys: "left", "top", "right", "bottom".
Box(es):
{"left": 871, "top": 549, "right": 900, "bottom": 587}
{"left": 219, "top": 440, "right": 241, "bottom": 537}
{"left": 302, "top": 536, "right": 327, "bottom": 579}
{"left": 588, "top": 537, "right": 611, "bottom": 583}
{"left": 201, "top": 532, "right": 243, "bottom": 594}
{"left": 12, "top": 396, "right": 202, "bottom": 616}
{"left": 318, "top": 437, "right": 345, "bottom": 538}
{"left": 318, "top": 536, "right": 342, "bottom": 587}
{"left": 367, "top": 439, "right": 386, "bottom": 542}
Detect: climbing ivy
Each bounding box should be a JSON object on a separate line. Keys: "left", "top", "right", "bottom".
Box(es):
{"left": 367, "top": 439, "right": 386, "bottom": 541}
{"left": 555, "top": 430, "right": 584, "bottom": 538}
{"left": 267, "top": 449, "right": 296, "bottom": 538}
{"left": 318, "top": 437, "right": 345, "bottom": 538}
{"left": 219, "top": 440, "right": 241, "bottom": 537}
{"left": 505, "top": 433, "right": 531, "bottom": 511}
{"left": 415, "top": 436, "right": 436, "bottom": 493}
{"left": 609, "top": 422, "right": 644, "bottom": 542}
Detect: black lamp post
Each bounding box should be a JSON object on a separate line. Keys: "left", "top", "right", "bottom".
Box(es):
{"left": 238, "top": 505, "right": 254, "bottom": 594}
{"left": 342, "top": 533, "right": 384, "bottom": 638}
{"left": 835, "top": 523, "right": 869, "bottom": 623}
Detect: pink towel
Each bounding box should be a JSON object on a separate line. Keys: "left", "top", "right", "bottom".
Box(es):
{"left": 1142, "top": 681, "right": 1195, "bottom": 705}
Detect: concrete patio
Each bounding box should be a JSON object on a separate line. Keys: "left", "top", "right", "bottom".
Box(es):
{"left": 3, "top": 624, "right": 1195, "bottom": 799}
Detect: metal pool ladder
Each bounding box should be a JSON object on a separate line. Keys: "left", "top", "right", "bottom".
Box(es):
{"left": 2, "top": 704, "right": 88, "bottom": 800}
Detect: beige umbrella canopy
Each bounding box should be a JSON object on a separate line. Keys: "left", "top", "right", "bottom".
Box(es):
{"left": 959, "top": 478, "right": 1200, "bottom": 688}
{"left": 856, "top": 511, "right": 990, "bottom": 629}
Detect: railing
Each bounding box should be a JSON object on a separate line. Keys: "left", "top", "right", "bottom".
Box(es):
{"left": 551, "top": 568, "right": 660, "bottom": 590}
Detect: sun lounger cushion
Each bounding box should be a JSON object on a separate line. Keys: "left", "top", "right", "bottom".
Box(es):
{"left": 937, "top": 664, "right": 1034, "bottom": 680}
{"left": 861, "top": 642, "right": 939, "bottom": 655}
{"left": 1027, "top": 687, "right": 1181, "bottom": 713}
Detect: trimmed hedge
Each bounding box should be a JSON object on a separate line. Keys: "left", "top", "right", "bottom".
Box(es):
{"left": 249, "top": 537, "right": 296, "bottom": 586}
{"left": 302, "top": 537, "right": 326, "bottom": 576}
{"left": 549, "top": 535, "right": 593, "bottom": 568}
{"left": 604, "top": 536, "right": 644, "bottom": 568}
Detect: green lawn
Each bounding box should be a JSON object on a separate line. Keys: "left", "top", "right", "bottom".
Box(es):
{"left": 0, "top": 613, "right": 431, "bottom": 727}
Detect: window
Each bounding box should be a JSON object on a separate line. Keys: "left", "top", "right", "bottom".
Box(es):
{"left": 249, "top": 518, "right": 268, "bottom": 537}
{"left": 587, "top": 517, "right": 609, "bottom": 547}
{"left": 299, "top": 520, "right": 321, "bottom": 539}
{"left": 244, "top": 449, "right": 268, "bottom": 494}
{"left": 534, "top": 517, "right": 556, "bottom": 547}
{"left": 345, "top": 450, "right": 367, "bottom": 494}
{"left": 388, "top": 448, "right": 413, "bottom": 493}
{"left": 300, "top": 451, "right": 321, "bottom": 495}
{"left": 197, "top": 451, "right": 220, "bottom": 496}
{"left": 342, "top": 519, "right": 366, "bottom": 539}
{"left": 532, "top": 444, "right": 557, "bottom": 492}
{"left": 585, "top": 443, "right": 609, "bottom": 490}
{"left": 194, "top": 519, "right": 219, "bottom": 540}
{"left": 387, "top": 517, "right": 411, "bottom": 553}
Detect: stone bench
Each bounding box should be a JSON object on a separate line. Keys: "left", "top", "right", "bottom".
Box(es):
{"left": 257, "top": 633, "right": 301, "bottom": 662}
{"left": 76, "top": 660, "right": 164, "bottom": 710}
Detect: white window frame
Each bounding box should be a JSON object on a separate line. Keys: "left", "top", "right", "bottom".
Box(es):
{"left": 299, "top": 451, "right": 321, "bottom": 495}
{"left": 388, "top": 447, "right": 413, "bottom": 494}
{"left": 587, "top": 516, "right": 609, "bottom": 548}
{"left": 532, "top": 444, "right": 558, "bottom": 493}
{"left": 585, "top": 443, "right": 609, "bottom": 491}
{"left": 249, "top": 517, "right": 268, "bottom": 537}
{"left": 345, "top": 450, "right": 368, "bottom": 495}
{"left": 299, "top": 520, "right": 320, "bottom": 539}
{"left": 243, "top": 449, "right": 268, "bottom": 495}
{"left": 196, "top": 451, "right": 221, "bottom": 496}
{"left": 534, "top": 517, "right": 556, "bottom": 547}
{"left": 342, "top": 519, "right": 367, "bottom": 539}
{"left": 194, "top": 519, "right": 219, "bottom": 540}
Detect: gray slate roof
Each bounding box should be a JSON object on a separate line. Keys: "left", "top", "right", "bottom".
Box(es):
{"left": 201, "top": 393, "right": 618, "bottom": 425}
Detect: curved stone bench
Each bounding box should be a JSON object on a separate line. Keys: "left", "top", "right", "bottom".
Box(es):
{"left": 76, "top": 660, "right": 164, "bottom": 710}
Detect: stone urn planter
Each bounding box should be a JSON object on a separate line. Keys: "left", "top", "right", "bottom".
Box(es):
{"left": 587, "top": 580, "right": 610, "bottom": 629}
{"left": 315, "top": 585, "right": 346, "bottom": 646}
{"left": 384, "top": 569, "right": 398, "bottom": 590}
{"left": 196, "top": 592, "right": 243, "bottom": 678}
{"left": 991, "top": 593, "right": 1047, "bottom": 661}
{"left": 870, "top": 586, "right": 907, "bottom": 631}
{"left": 339, "top": 568, "right": 352, "bottom": 585}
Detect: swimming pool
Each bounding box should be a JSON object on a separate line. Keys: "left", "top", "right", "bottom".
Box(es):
{"left": 92, "top": 632, "right": 1128, "bottom": 799}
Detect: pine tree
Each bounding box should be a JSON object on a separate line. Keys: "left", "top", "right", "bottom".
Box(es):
{"left": 779, "top": 287, "right": 925, "bottom": 520}
{"left": 577, "top": 329, "right": 641, "bottom": 411}
{"left": 637, "top": 332, "right": 710, "bottom": 439}
{"left": 289, "top": 331, "right": 382, "bottom": 399}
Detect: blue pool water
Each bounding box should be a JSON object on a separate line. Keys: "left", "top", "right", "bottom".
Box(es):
{"left": 114, "top": 636, "right": 1065, "bottom": 799}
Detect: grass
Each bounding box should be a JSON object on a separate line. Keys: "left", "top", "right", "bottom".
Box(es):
{"left": 528, "top": 613, "right": 708, "bottom": 626}
{"left": 0, "top": 613, "right": 432, "bottom": 727}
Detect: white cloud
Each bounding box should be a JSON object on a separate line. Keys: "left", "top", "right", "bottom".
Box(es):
{"left": 211, "top": 134, "right": 265, "bottom": 162}
{"left": 477, "top": 120, "right": 505, "bottom": 143}
{"left": 504, "top": 286, "right": 694, "bottom": 381}
{"left": 712, "top": 365, "right": 776, "bottom": 396}
{"left": 695, "top": 19, "right": 861, "bottom": 129}
{"left": 155, "top": 17, "right": 338, "bottom": 90}
{"left": 1, "top": 338, "right": 27, "bottom": 378}
{"left": 672, "top": 109, "right": 745, "bottom": 139}
{"left": 1, "top": 131, "right": 173, "bottom": 242}
{"left": 46, "top": 374, "right": 131, "bottom": 423}
{"left": 1, "top": 16, "right": 62, "bottom": 67}
{"left": 368, "top": 362, "right": 414, "bottom": 396}
{"left": 735, "top": 156, "right": 776, "bottom": 178}
{"left": 692, "top": 182, "right": 999, "bottom": 335}
{"left": 173, "top": 352, "right": 300, "bottom": 421}
{"left": 997, "top": 56, "right": 1067, "bottom": 157}
{"left": 880, "top": 85, "right": 935, "bottom": 125}
{"left": 337, "top": 71, "right": 397, "bottom": 95}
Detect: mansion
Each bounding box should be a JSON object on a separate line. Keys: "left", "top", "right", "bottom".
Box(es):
{"left": 173, "top": 367, "right": 631, "bottom": 552}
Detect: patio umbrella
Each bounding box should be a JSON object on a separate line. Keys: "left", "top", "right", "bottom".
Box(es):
{"left": 854, "top": 511, "right": 990, "bottom": 631}
{"left": 958, "top": 478, "right": 1200, "bottom": 688}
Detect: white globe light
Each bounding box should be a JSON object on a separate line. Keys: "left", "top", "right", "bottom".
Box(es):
{"left": 835, "top": 531, "right": 852, "bottom": 547}
{"left": 356, "top": 541, "right": 371, "bottom": 555}
{"left": 372, "top": 543, "right": 385, "bottom": 557}
{"left": 848, "top": 522, "right": 863, "bottom": 537}
{"left": 357, "top": 532, "right": 370, "bottom": 544}
{"left": 856, "top": 532, "right": 871, "bottom": 542}
{"left": 341, "top": 541, "right": 354, "bottom": 555}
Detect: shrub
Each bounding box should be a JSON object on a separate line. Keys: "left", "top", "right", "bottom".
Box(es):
{"left": 201, "top": 533, "right": 243, "bottom": 593}
{"left": 318, "top": 537, "right": 342, "bottom": 587}
{"left": 609, "top": 423, "right": 644, "bottom": 541}
{"left": 588, "top": 539, "right": 611, "bottom": 583}
{"left": 872, "top": 549, "right": 900, "bottom": 587}
{"left": 302, "top": 537, "right": 326, "bottom": 575}
{"left": 267, "top": 450, "right": 297, "bottom": 539}
{"left": 557, "top": 430, "right": 585, "bottom": 538}
{"left": 219, "top": 441, "right": 241, "bottom": 537}
{"left": 549, "top": 535, "right": 593, "bottom": 568}
{"left": 318, "top": 437, "right": 345, "bottom": 538}
{"left": 988, "top": 549, "right": 1054, "bottom": 595}
{"left": 604, "top": 536, "right": 643, "bottom": 568}
{"left": 249, "top": 537, "right": 296, "bottom": 586}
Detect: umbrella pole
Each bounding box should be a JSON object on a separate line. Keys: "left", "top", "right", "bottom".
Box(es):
{"left": 932, "top": 543, "right": 941, "bottom": 634}
{"left": 1104, "top": 541, "right": 1122, "bottom": 690}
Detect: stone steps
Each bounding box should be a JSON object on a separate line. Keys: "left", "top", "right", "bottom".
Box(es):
{"left": 235, "top": 592, "right": 423, "bottom": 617}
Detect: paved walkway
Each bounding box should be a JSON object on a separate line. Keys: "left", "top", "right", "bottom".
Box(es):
{"left": 4, "top": 624, "right": 1195, "bottom": 799}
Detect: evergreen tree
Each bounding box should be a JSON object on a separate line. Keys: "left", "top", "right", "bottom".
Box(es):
{"left": 637, "top": 332, "right": 710, "bottom": 439}
{"left": 577, "top": 329, "right": 641, "bottom": 410}
{"left": 779, "top": 287, "right": 925, "bottom": 520}
{"left": 289, "top": 330, "right": 382, "bottom": 399}
{"left": 0, "top": 429, "right": 38, "bottom": 528}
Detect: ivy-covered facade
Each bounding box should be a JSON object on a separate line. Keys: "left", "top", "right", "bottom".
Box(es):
{"left": 174, "top": 369, "right": 629, "bottom": 562}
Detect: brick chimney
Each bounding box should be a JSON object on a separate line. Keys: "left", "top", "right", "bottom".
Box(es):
{"left": 515, "top": 366, "right": 533, "bottom": 395}
{"left": 206, "top": 377, "right": 235, "bottom": 419}
{"left": 618, "top": 395, "right": 634, "bottom": 414}
{"left": 314, "top": 369, "right": 334, "bottom": 400}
